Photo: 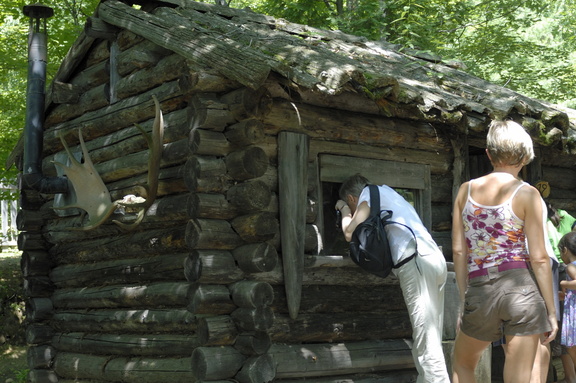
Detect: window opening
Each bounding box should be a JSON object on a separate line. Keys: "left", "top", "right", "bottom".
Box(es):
{"left": 317, "top": 154, "right": 431, "bottom": 257}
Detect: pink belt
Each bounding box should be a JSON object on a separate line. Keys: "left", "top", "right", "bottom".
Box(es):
{"left": 468, "top": 261, "right": 529, "bottom": 279}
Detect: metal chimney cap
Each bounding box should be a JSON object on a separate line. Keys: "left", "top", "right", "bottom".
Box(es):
{"left": 23, "top": 3, "right": 54, "bottom": 19}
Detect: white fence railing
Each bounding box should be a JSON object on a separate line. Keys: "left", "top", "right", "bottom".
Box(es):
{"left": 0, "top": 183, "right": 18, "bottom": 248}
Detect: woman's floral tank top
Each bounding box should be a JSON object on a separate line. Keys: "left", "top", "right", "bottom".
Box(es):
{"left": 462, "top": 180, "right": 529, "bottom": 273}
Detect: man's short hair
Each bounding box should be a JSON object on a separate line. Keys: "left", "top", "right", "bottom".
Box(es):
{"left": 486, "top": 120, "right": 534, "bottom": 167}
{"left": 339, "top": 173, "right": 370, "bottom": 200}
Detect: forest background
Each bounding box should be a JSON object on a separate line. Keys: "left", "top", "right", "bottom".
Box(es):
{"left": 1, "top": 0, "right": 576, "bottom": 190}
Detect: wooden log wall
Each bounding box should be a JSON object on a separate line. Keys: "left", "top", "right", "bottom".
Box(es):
{"left": 542, "top": 163, "right": 576, "bottom": 212}
{"left": 17, "top": 10, "right": 463, "bottom": 382}
{"left": 18, "top": 26, "right": 260, "bottom": 382}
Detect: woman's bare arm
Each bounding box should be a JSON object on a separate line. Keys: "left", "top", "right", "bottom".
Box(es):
{"left": 452, "top": 182, "right": 469, "bottom": 305}
{"left": 522, "top": 187, "right": 558, "bottom": 343}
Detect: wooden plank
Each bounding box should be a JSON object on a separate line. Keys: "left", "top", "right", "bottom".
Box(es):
{"left": 50, "top": 309, "right": 198, "bottom": 333}
{"left": 417, "top": 165, "right": 432, "bottom": 230}
{"left": 278, "top": 131, "right": 309, "bottom": 319}
{"left": 51, "top": 281, "right": 191, "bottom": 309}
{"left": 270, "top": 340, "right": 414, "bottom": 378}
{"left": 52, "top": 332, "right": 199, "bottom": 356}
{"left": 319, "top": 154, "right": 428, "bottom": 189}
{"left": 53, "top": 352, "right": 195, "bottom": 383}
{"left": 269, "top": 311, "right": 411, "bottom": 343}
{"left": 191, "top": 346, "right": 245, "bottom": 380}
{"left": 451, "top": 136, "right": 469, "bottom": 205}
{"left": 275, "top": 370, "right": 417, "bottom": 383}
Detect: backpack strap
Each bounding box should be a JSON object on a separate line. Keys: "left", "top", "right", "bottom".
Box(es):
{"left": 390, "top": 222, "right": 418, "bottom": 269}
{"left": 368, "top": 185, "right": 380, "bottom": 217}
{"left": 368, "top": 184, "right": 418, "bottom": 269}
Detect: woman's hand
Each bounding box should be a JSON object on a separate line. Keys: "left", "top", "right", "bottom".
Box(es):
{"left": 541, "top": 314, "right": 559, "bottom": 345}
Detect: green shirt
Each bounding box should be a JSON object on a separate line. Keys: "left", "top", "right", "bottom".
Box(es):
{"left": 557, "top": 209, "right": 576, "bottom": 236}
{"left": 547, "top": 220, "right": 563, "bottom": 262}
{"left": 547, "top": 209, "right": 576, "bottom": 263}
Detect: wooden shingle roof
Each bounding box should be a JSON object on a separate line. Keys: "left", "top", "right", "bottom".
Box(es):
{"left": 91, "top": 0, "right": 576, "bottom": 151}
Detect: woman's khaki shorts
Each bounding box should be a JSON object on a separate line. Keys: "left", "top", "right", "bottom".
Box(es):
{"left": 461, "top": 268, "right": 550, "bottom": 342}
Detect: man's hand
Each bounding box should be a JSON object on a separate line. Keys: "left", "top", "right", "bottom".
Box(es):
{"left": 335, "top": 200, "right": 348, "bottom": 211}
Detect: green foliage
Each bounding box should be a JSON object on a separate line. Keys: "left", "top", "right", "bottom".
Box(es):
{"left": 242, "top": 0, "right": 332, "bottom": 28}
{"left": 231, "top": 0, "right": 576, "bottom": 106}
{"left": 0, "top": 0, "right": 99, "bottom": 185}
{"left": 12, "top": 368, "right": 29, "bottom": 383}
{"left": 1, "top": 0, "right": 575, "bottom": 187}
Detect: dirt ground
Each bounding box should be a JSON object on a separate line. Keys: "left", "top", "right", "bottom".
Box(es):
{"left": 0, "top": 251, "right": 27, "bottom": 382}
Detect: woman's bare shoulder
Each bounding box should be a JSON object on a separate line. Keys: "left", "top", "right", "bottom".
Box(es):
{"left": 517, "top": 182, "right": 540, "bottom": 199}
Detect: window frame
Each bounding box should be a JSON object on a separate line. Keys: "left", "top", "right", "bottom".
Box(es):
{"left": 316, "top": 154, "right": 432, "bottom": 255}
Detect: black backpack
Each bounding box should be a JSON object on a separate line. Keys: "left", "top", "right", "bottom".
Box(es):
{"left": 349, "top": 185, "right": 417, "bottom": 278}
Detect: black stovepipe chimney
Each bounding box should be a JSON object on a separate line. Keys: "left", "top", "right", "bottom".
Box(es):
{"left": 22, "top": 3, "right": 68, "bottom": 194}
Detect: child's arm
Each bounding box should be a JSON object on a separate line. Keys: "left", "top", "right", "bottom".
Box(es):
{"left": 561, "top": 263, "right": 576, "bottom": 291}
{"left": 560, "top": 280, "right": 576, "bottom": 290}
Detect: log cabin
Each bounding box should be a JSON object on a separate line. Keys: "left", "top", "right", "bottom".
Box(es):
{"left": 13, "top": 0, "right": 576, "bottom": 382}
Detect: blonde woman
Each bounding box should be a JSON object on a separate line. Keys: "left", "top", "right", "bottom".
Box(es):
{"left": 451, "top": 120, "right": 558, "bottom": 383}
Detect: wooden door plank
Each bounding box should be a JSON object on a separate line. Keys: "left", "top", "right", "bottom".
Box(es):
{"left": 278, "top": 131, "right": 309, "bottom": 319}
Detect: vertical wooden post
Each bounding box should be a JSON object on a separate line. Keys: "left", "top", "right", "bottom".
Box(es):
{"left": 526, "top": 147, "right": 542, "bottom": 185}
{"left": 108, "top": 40, "right": 120, "bottom": 104}
{"left": 278, "top": 131, "right": 309, "bottom": 320}
{"left": 451, "top": 136, "right": 469, "bottom": 205}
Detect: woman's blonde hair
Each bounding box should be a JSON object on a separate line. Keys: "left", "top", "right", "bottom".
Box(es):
{"left": 486, "top": 120, "right": 534, "bottom": 167}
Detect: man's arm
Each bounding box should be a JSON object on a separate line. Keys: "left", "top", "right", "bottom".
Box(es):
{"left": 336, "top": 200, "right": 370, "bottom": 242}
